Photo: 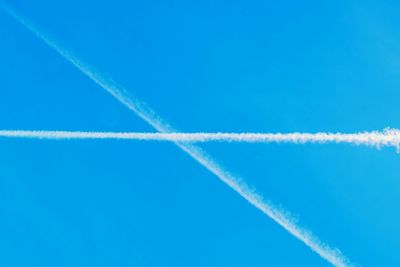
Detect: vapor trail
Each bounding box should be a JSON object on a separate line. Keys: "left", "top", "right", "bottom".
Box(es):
{"left": 1, "top": 129, "right": 399, "bottom": 150}
{"left": 1, "top": 4, "right": 353, "bottom": 267}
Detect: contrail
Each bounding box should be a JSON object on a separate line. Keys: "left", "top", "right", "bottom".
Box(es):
{"left": 1, "top": 4, "right": 354, "bottom": 267}
{"left": 1, "top": 129, "right": 400, "bottom": 150}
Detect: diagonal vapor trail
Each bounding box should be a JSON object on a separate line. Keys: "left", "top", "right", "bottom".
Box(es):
{"left": 1, "top": 4, "right": 354, "bottom": 267}
{"left": 1, "top": 129, "right": 400, "bottom": 150}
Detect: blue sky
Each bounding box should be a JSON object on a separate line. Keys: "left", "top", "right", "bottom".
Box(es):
{"left": 1, "top": 0, "right": 400, "bottom": 266}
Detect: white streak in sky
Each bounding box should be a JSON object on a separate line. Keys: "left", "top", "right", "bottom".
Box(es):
{"left": 1, "top": 129, "right": 399, "bottom": 150}
{"left": 1, "top": 4, "right": 354, "bottom": 267}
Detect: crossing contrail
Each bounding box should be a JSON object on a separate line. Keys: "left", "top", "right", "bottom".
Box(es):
{"left": 1, "top": 129, "right": 399, "bottom": 150}
{"left": 1, "top": 4, "right": 354, "bottom": 267}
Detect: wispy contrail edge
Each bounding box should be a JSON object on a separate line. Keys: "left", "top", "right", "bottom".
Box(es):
{"left": 0, "top": 4, "right": 353, "bottom": 267}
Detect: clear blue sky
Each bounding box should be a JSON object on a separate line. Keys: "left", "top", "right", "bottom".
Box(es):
{"left": 1, "top": 0, "right": 400, "bottom": 266}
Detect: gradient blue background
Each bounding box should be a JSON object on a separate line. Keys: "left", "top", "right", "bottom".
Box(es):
{"left": 1, "top": 1, "right": 400, "bottom": 266}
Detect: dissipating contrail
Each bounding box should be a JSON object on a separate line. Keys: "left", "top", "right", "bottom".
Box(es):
{"left": 1, "top": 4, "right": 354, "bottom": 267}
{"left": 1, "top": 129, "right": 399, "bottom": 150}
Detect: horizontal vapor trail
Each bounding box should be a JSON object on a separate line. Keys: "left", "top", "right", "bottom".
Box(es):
{"left": 1, "top": 129, "right": 399, "bottom": 150}
{"left": 1, "top": 4, "right": 353, "bottom": 267}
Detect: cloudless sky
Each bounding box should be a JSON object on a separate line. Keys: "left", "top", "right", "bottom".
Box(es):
{"left": 1, "top": 0, "right": 400, "bottom": 266}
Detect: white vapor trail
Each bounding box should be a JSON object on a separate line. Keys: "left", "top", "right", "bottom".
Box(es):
{"left": 1, "top": 4, "right": 354, "bottom": 267}
{"left": 1, "top": 129, "right": 400, "bottom": 150}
